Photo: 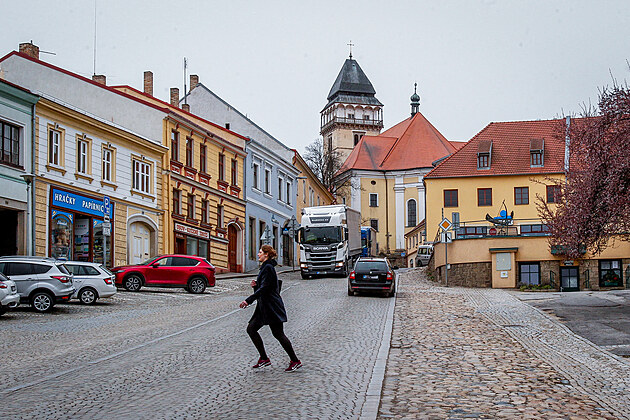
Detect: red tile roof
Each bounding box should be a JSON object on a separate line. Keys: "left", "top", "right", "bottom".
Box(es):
{"left": 425, "top": 118, "right": 571, "bottom": 179}
{"left": 338, "top": 111, "right": 456, "bottom": 173}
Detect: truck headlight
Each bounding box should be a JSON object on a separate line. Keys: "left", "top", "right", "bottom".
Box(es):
{"left": 335, "top": 261, "right": 344, "bottom": 267}
{"left": 300, "top": 263, "right": 307, "bottom": 268}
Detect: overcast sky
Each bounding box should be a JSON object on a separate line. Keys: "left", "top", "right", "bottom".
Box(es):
{"left": 3, "top": 1, "right": 630, "bottom": 151}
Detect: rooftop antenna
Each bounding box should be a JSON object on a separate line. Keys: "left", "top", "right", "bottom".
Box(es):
{"left": 347, "top": 40, "right": 354, "bottom": 59}
{"left": 183, "top": 57, "right": 188, "bottom": 105}
{"left": 93, "top": 0, "right": 97, "bottom": 75}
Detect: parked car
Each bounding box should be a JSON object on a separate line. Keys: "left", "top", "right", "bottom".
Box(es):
{"left": 0, "top": 256, "right": 74, "bottom": 313}
{"left": 111, "top": 255, "right": 216, "bottom": 294}
{"left": 64, "top": 261, "right": 117, "bottom": 305}
{"left": 0, "top": 272, "right": 20, "bottom": 316}
{"left": 348, "top": 257, "right": 397, "bottom": 297}
{"left": 415, "top": 244, "right": 434, "bottom": 267}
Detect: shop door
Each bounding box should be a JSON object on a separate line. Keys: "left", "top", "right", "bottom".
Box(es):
{"left": 283, "top": 233, "right": 291, "bottom": 266}
{"left": 0, "top": 209, "right": 18, "bottom": 256}
{"left": 131, "top": 222, "right": 151, "bottom": 264}
{"left": 560, "top": 267, "right": 579, "bottom": 292}
{"left": 175, "top": 236, "right": 186, "bottom": 254}
{"left": 228, "top": 225, "right": 237, "bottom": 272}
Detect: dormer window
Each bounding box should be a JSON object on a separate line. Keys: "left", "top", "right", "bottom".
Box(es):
{"left": 530, "top": 138, "right": 544, "bottom": 167}
{"left": 477, "top": 140, "right": 492, "bottom": 169}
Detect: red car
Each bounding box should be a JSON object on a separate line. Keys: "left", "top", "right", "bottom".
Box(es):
{"left": 111, "top": 255, "right": 215, "bottom": 294}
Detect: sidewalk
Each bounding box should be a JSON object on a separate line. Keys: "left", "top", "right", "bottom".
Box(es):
{"left": 378, "top": 269, "right": 630, "bottom": 419}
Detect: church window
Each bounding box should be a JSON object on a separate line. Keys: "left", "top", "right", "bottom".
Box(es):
{"left": 363, "top": 115, "right": 370, "bottom": 120}
{"left": 369, "top": 193, "right": 378, "bottom": 207}
{"left": 407, "top": 199, "right": 417, "bottom": 227}
{"left": 370, "top": 219, "right": 379, "bottom": 232}
{"left": 348, "top": 113, "right": 355, "bottom": 119}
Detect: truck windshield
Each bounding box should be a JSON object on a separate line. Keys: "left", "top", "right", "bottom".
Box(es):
{"left": 302, "top": 227, "right": 342, "bottom": 244}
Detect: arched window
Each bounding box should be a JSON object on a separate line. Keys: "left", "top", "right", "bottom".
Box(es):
{"left": 407, "top": 199, "right": 417, "bottom": 227}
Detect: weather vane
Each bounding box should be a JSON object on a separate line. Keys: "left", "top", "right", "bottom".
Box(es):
{"left": 348, "top": 40, "right": 354, "bottom": 59}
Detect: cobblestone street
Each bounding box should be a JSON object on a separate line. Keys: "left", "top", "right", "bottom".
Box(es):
{"left": 379, "top": 268, "right": 630, "bottom": 419}
{"left": 0, "top": 272, "right": 392, "bottom": 419}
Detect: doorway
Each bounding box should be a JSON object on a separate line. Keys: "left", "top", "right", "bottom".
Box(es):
{"left": 0, "top": 209, "right": 18, "bottom": 256}
{"left": 228, "top": 224, "right": 237, "bottom": 272}
{"left": 560, "top": 267, "right": 579, "bottom": 292}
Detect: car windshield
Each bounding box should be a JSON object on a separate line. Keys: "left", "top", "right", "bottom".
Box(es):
{"left": 302, "top": 227, "right": 342, "bottom": 245}
{"left": 140, "top": 257, "right": 157, "bottom": 266}
{"left": 355, "top": 261, "right": 389, "bottom": 272}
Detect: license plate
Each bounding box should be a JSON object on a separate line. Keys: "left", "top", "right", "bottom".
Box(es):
{"left": 368, "top": 275, "right": 379, "bottom": 279}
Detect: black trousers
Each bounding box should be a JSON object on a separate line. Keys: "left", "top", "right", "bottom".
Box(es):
{"left": 246, "top": 318, "right": 298, "bottom": 362}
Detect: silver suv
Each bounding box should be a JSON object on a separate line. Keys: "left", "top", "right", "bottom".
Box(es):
{"left": 0, "top": 271, "right": 20, "bottom": 316}
{"left": 0, "top": 256, "right": 75, "bottom": 313}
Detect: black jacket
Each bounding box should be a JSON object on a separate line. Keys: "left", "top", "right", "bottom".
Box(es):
{"left": 245, "top": 259, "right": 287, "bottom": 324}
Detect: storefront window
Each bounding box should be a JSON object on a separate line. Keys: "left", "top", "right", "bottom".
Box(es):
{"left": 199, "top": 240, "right": 209, "bottom": 260}
{"left": 51, "top": 211, "right": 73, "bottom": 260}
{"left": 187, "top": 236, "right": 198, "bottom": 256}
{"left": 599, "top": 260, "right": 622, "bottom": 287}
{"left": 74, "top": 217, "right": 91, "bottom": 262}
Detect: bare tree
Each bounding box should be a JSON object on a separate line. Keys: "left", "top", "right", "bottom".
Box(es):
{"left": 303, "top": 137, "right": 344, "bottom": 193}
{"left": 538, "top": 84, "right": 630, "bottom": 259}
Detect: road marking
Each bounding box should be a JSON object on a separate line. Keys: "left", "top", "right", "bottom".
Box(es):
{"left": 1, "top": 283, "right": 298, "bottom": 395}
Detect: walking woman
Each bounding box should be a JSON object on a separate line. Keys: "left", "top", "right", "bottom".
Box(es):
{"left": 239, "top": 245, "right": 302, "bottom": 372}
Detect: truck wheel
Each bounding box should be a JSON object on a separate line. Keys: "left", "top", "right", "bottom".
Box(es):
{"left": 301, "top": 272, "right": 309, "bottom": 280}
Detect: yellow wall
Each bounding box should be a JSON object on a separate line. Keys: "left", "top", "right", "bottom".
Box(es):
{"left": 425, "top": 174, "right": 564, "bottom": 242}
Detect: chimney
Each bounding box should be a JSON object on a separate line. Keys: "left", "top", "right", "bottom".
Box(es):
{"left": 170, "top": 87, "right": 180, "bottom": 107}
{"left": 143, "top": 71, "right": 153, "bottom": 96}
{"left": 190, "top": 74, "right": 199, "bottom": 92}
{"left": 92, "top": 74, "right": 107, "bottom": 85}
{"left": 182, "top": 104, "right": 190, "bottom": 112}
{"left": 19, "top": 42, "right": 39, "bottom": 60}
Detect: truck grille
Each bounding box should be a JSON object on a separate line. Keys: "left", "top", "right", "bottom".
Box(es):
{"left": 307, "top": 250, "right": 336, "bottom": 268}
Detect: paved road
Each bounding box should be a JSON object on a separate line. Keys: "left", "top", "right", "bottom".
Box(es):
{"left": 513, "top": 289, "right": 630, "bottom": 358}
{"left": 1, "top": 272, "right": 393, "bottom": 419}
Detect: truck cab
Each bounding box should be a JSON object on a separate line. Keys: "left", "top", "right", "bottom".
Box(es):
{"left": 297, "top": 205, "right": 361, "bottom": 279}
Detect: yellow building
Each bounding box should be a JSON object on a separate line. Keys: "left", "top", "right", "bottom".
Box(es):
{"left": 404, "top": 220, "right": 425, "bottom": 267}
{"left": 424, "top": 118, "right": 629, "bottom": 291}
{"left": 114, "top": 82, "right": 248, "bottom": 273}
{"left": 33, "top": 97, "right": 166, "bottom": 266}
{"left": 334, "top": 90, "right": 461, "bottom": 265}
{"left": 292, "top": 150, "right": 335, "bottom": 222}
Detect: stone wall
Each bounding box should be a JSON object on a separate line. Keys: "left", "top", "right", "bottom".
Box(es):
{"left": 429, "top": 259, "right": 493, "bottom": 288}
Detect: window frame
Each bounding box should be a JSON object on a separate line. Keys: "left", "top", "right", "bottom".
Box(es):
{"left": 218, "top": 153, "right": 225, "bottom": 181}
{"left": 278, "top": 177, "right": 283, "bottom": 202}
{"left": 173, "top": 188, "right": 182, "bottom": 215}
{"left": 199, "top": 143, "right": 207, "bottom": 173}
{"left": 231, "top": 158, "right": 238, "bottom": 185}
{"left": 201, "top": 199, "right": 209, "bottom": 224}
{"left": 477, "top": 153, "right": 490, "bottom": 169}
{"left": 407, "top": 199, "right": 417, "bottom": 228}
{"left": 286, "top": 180, "right": 291, "bottom": 205}
{"left": 599, "top": 259, "right": 623, "bottom": 287}
{"left": 514, "top": 187, "right": 529, "bottom": 205}
{"left": 370, "top": 219, "right": 379, "bottom": 232}
{"left": 531, "top": 151, "right": 543, "bottom": 167}
{"left": 444, "top": 189, "right": 458, "bottom": 208}
{"left": 171, "top": 130, "right": 180, "bottom": 162}
{"left": 252, "top": 162, "right": 260, "bottom": 191}
{"left": 101, "top": 145, "right": 116, "bottom": 183}
{"left": 47, "top": 124, "right": 65, "bottom": 169}
{"left": 76, "top": 137, "right": 90, "bottom": 175}
{"left": 187, "top": 193, "right": 196, "bottom": 220}
{"left": 546, "top": 185, "right": 560, "bottom": 204}
{"left": 132, "top": 158, "right": 151, "bottom": 194}
{"left": 477, "top": 188, "right": 492, "bottom": 207}
{"left": 216, "top": 204, "right": 224, "bottom": 229}
{"left": 0, "top": 120, "right": 21, "bottom": 167}
{"left": 369, "top": 193, "right": 378, "bottom": 207}
{"left": 185, "top": 136, "right": 193, "bottom": 167}
{"left": 264, "top": 168, "right": 271, "bottom": 194}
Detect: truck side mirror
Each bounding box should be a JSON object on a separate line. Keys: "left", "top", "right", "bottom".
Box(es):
{"left": 295, "top": 227, "right": 303, "bottom": 243}
{"left": 344, "top": 227, "right": 349, "bottom": 241}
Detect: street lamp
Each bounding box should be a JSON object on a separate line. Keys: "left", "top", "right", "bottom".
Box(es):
{"left": 20, "top": 173, "right": 35, "bottom": 256}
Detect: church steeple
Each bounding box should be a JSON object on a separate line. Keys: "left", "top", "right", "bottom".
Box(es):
{"left": 321, "top": 52, "right": 384, "bottom": 163}
{"left": 410, "top": 83, "right": 420, "bottom": 117}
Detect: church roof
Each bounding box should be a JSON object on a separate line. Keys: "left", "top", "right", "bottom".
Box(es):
{"left": 337, "top": 111, "right": 456, "bottom": 174}
{"left": 327, "top": 58, "right": 382, "bottom": 106}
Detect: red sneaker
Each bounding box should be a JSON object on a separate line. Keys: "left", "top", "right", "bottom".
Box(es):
{"left": 252, "top": 358, "right": 271, "bottom": 368}
{"left": 285, "top": 360, "right": 302, "bottom": 372}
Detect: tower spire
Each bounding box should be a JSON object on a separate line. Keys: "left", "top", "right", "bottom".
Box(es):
{"left": 347, "top": 40, "right": 354, "bottom": 59}
{"left": 410, "top": 82, "right": 420, "bottom": 117}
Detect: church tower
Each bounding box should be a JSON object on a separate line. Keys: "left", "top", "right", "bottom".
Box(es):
{"left": 320, "top": 53, "right": 383, "bottom": 163}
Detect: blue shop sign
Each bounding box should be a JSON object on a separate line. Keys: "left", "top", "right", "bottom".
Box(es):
{"left": 51, "top": 188, "right": 113, "bottom": 218}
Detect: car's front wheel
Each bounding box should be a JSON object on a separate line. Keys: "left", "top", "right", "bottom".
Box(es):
{"left": 187, "top": 277, "right": 206, "bottom": 294}
{"left": 123, "top": 274, "right": 143, "bottom": 292}
{"left": 79, "top": 287, "right": 98, "bottom": 305}
{"left": 31, "top": 291, "right": 54, "bottom": 313}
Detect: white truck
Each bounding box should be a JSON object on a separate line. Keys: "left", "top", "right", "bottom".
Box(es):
{"left": 297, "top": 205, "right": 362, "bottom": 279}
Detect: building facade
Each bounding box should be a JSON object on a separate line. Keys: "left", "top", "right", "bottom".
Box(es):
{"left": 425, "top": 117, "right": 629, "bottom": 291}
{"left": 0, "top": 79, "right": 38, "bottom": 256}
{"left": 292, "top": 150, "right": 335, "bottom": 222}
{"left": 182, "top": 80, "right": 299, "bottom": 271}
{"left": 0, "top": 44, "right": 167, "bottom": 266}
{"left": 334, "top": 89, "right": 459, "bottom": 264}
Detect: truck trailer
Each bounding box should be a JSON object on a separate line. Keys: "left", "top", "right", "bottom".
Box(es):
{"left": 297, "top": 205, "right": 361, "bottom": 279}
{"left": 360, "top": 226, "right": 377, "bottom": 257}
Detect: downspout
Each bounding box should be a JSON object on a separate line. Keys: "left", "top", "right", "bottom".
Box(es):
{"left": 384, "top": 172, "right": 389, "bottom": 253}
{"left": 30, "top": 102, "right": 36, "bottom": 256}
{"left": 564, "top": 116, "right": 571, "bottom": 173}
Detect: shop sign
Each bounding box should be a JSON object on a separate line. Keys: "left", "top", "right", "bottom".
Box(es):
{"left": 174, "top": 222, "right": 209, "bottom": 239}
{"left": 52, "top": 188, "right": 114, "bottom": 218}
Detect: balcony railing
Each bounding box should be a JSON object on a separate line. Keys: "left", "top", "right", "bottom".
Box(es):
{"left": 433, "top": 218, "right": 551, "bottom": 243}
{"left": 321, "top": 116, "right": 384, "bottom": 132}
